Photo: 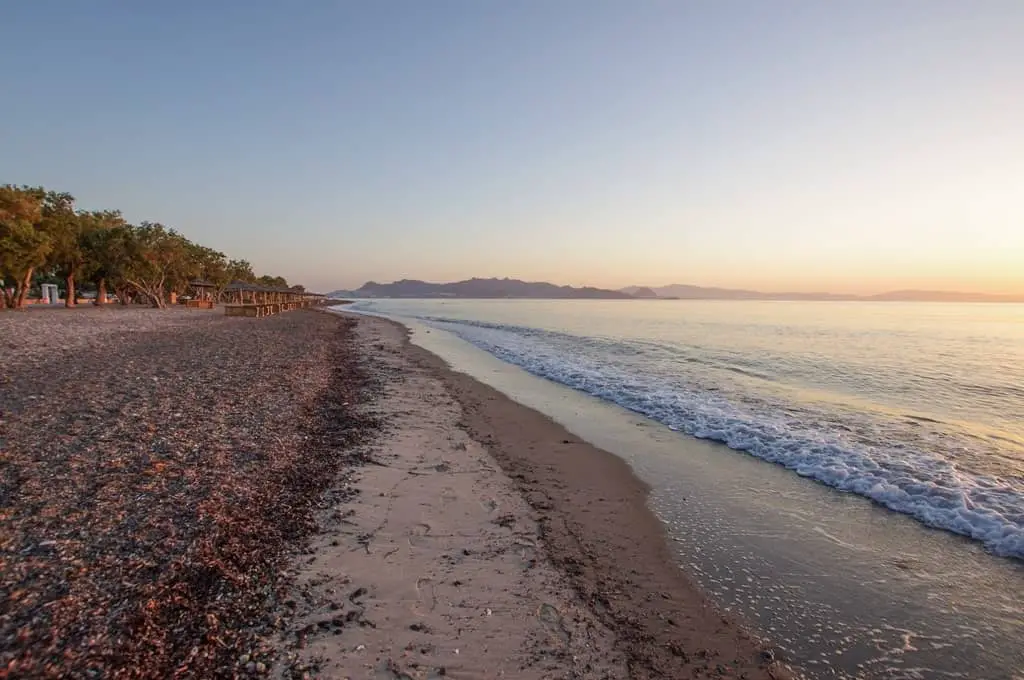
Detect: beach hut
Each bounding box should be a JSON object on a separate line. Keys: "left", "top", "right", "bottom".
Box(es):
{"left": 186, "top": 280, "right": 217, "bottom": 309}
{"left": 221, "top": 281, "right": 327, "bottom": 317}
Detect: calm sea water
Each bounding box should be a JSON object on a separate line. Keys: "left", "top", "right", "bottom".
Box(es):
{"left": 351, "top": 299, "right": 1024, "bottom": 560}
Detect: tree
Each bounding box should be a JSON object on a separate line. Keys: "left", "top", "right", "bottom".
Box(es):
{"left": 210, "top": 259, "right": 255, "bottom": 302}
{"left": 227, "top": 259, "right": 254, "bottom": 283}
{"left": 80, "top": 212, "right": 128, "bottom": 305}
{"left": 121, "top": 222, "right": 194, "bottom": 308}
{"left": 4, "top": 182, "right": 310, "bottom": 311}
{"left": 39, "top": 191, "right": 92, "bottom": 307}
{"left": 184, "top": 244, "right": 228, "bottom": 302}
{"left": 0, "top": 185, "right": 50, "bottom": 309}
{"left": 256, "top": 274, "right": 288, "bottom": 289}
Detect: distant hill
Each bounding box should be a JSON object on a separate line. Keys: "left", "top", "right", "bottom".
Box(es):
{"left": 351, "top": 277, "right": 633, "bottom": 299}
{"left": 622, "top": 284, "right": 1024, "bottom": 303}
{"left": 621, "top": 284, "right": 857, "bottom": 300}
{"left": 329, "top": 279, "right": 1023, "bottom": 302}
{"left": 628, "top": 286, "right": 659, "bottom": 298}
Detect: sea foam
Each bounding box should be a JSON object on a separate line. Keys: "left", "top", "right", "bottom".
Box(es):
{"left": 417, "top": 315, "right": 1024, "bottom": 560}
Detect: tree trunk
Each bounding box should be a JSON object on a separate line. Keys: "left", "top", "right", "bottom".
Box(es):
{"left": 65, "top": 272, "right": 76, "bottom": 308}
{"left": 15, "top": 268, "right": 34, "bottom": 309}
{"left": 115, "top": 286, "right": 130, "bottom": 305}
{"left": 126, "top": 278, "right": 167, "bottom": 309}
{"left": 95, "top": 278, "right": 108, "bottom": 306}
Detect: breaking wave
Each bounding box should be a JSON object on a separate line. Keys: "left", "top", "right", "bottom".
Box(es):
{"left": 412, "top": 315, "right": 1024, "bottom": 559}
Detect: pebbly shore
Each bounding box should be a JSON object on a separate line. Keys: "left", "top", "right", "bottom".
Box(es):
{"left": 1, "top": 307, "right": 788, "bottom": 679}
{"left": 1, "top": 307, "right": 377, "bottom": 677}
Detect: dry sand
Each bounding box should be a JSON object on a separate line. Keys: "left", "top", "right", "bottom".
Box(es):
{"left": 2, "top": 307, "right": 789, "bottom": 679}
{"left": 275, "top": 313, "right": 789, "bottom": 680}
{"left": 273, "top": 315, "right": 627, "bottom": 679}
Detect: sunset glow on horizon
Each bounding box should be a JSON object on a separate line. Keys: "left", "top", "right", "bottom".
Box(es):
{"left": 2, "top": 1, "right": 1022, "bottom": 295}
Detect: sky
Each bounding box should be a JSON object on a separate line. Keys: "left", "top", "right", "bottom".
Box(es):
{"left": 2, "top": 1, "right": 1022, "bottom": 295}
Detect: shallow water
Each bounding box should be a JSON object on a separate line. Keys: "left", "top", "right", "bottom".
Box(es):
{"left": 350, "top": 299, "right": 1024, "bottom": 560}
{"left": 345, "top": 306, "right": 1024, "bottom": 680}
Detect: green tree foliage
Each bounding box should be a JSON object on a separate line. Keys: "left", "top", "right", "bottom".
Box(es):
{"left": 81, "top": 216, "right": 130, "bottom": 305}
{"left": 0, "top": 186, "right": 50, "bottom": 309}
{"left": 121, "top": 223, "right": 194, "bottom": 308}
{"left": 227, "top": 259, "right": 255, "bottom": 283}
{"left": 2, "top": 183, "right": 307, "bottom": 309}
{"left": 47, "top": 201, "right": 124, "bottom": 307}
{"left": 256, "top": 274, "right": 288, "bottom": 288}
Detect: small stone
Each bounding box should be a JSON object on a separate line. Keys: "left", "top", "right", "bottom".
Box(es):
{"left": 245, "top": 661, "right": 256, "bottom": 674}
{"left": 255, "top": 662, "right": 266, "bottom": 674}
{"left": 238, "top": 654, "right": 250, "bottom": 665}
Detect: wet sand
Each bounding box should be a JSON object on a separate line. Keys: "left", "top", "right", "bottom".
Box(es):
{"left": 277, "top": 312, "right": 789, "bottom": 679}
{"left": 351, "top": 309, "right": 1024, "bottom": 680}
{"left": 2, "top": 307, "right": 787, "bottom": 678}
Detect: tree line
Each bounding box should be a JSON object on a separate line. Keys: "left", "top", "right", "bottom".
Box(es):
{"left": 0, "top": 185, "right": 299, "bottom": 309}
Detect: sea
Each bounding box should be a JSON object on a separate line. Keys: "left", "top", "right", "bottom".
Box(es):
{"left": 344, "top": 299, "right": 1024, "bottom": 679}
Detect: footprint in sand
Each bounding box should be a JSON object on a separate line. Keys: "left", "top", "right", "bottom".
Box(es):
{"left": 407, "top": 522, "right": 434, "bottom": 548}
{"left": 537, "top": 603, "right": 571, "bottom": 647}
{"left": 413, "top": 577, "right": 437, "bottom": 615}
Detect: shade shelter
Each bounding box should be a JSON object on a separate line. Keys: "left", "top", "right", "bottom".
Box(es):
{"left": 223, "top": 282, "right": 327, "bottom": 317}
{"left": 185, "top": 280, "right": 217, "bottom": 309}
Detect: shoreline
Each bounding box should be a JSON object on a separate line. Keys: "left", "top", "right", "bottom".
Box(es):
{"left": 2, "top": 307, "right": 787, "bottom": 678}
{"left": 343, "top": 303, "right": 1024, "bottom": 679}
{"left": 316, "top": 312, "right": 789, "bottom": 679}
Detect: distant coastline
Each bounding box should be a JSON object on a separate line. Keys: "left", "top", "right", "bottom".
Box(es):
{"left": 330, "top": 277, "right": 632, "bottom": 300}
{"left": 621, "top": 284, "right": 1024, "bottom": 303}
{"left": 327, "top": 277, "right": 1024, "bottom": 303}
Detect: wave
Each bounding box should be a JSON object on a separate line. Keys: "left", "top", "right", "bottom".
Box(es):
{"left": 417, "top": 314, "right": 1024, "bottom": 560}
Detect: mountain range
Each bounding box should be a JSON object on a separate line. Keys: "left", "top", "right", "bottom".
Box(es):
{"left": 327, "top": 278, "right": 1024, "bottom": 302}
{"left": 330, "top": 278, "right": 632, "bottom": 299}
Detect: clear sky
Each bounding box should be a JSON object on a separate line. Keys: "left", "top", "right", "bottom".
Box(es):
{"left": 2, "top": 1, "right": 1022, "bottom": 294}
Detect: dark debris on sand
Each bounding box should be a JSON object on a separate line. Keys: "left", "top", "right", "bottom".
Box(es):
{"left": 0, "top": 308, "right": 378, "bottom": 678}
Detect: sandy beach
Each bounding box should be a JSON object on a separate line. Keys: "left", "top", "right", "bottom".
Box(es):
{"left": 1, "top": 307, "right": 787, "bottom": 679}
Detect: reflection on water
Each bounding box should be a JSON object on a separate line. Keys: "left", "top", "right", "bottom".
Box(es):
{"left": 351, "top": 299, "right": 1024, "bottom": 560}
{"left": 366, "top": 310, "right": 1024, "bottom": 680}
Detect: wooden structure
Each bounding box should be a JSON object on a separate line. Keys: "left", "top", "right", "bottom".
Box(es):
{"left": 185, "top": 280, "right": 217, "bottom": 309}
{"left": 222, "top": 281, "right": 327, "bottom": 317}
